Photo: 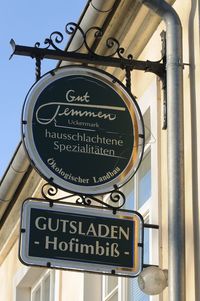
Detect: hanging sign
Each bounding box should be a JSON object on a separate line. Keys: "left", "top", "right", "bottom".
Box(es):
{"left": 19, "top": 199, "right": 143, "bottom": 277}
{"left": 22, "top": 66, "right": 144, "bottom": 194}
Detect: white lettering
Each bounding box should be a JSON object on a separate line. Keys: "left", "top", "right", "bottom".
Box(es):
{"left": 48, "top": 218, "right": 59, "bottom": 232}
{"left": 36, "top": 102, "right": 118, "bottom": 125}
{"left": 45, "top": 236, "right": 57, "bottom": 250}
{"left": 35, "top": 217, "right": 47, "bottom": 230}
{"left": 66, "top": 89, "right": 90, "bottom": 103}
{"left": 98, "top": 224, "right": 110, "bottom": 238}
{"left": 69, "top": 221, "right": 78, "bottom": 234}
{"left": 86, "top": 223, "right": 97, "bottom": 237}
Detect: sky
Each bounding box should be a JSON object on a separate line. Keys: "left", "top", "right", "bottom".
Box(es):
{"left": 0, "top": 0, "right": 87, "bottom": 179}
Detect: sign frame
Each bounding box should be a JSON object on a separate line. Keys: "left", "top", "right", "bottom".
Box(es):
{"left": 22, "top": 65, "right": 145, "bottom": 195}
{"left": 19, "top": 199, "right": 144, "bottom": 278}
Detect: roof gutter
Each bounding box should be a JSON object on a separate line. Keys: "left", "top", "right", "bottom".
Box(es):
{"left": 138, "top": 1, "right": 185, "bottom": 300}
{"left": 0, "top": 143, "right": 30, "bottom": 218}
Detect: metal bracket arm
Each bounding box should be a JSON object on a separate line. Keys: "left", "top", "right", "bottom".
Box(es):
{"left": 10, "top": 39, "right": 165, "bottom": 79}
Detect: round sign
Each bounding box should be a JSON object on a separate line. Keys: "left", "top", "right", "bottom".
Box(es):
{"left": 22, "top": 66, "right": 144, "bottom": 194}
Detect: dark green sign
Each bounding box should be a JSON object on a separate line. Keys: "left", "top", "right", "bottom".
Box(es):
{"left": 19, "top": 200, "right": 143, "bottom": 277}
{"left": 22, "top": 66, "right": 144, "bottom": 194}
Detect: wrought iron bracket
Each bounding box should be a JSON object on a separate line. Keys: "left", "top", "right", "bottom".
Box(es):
{"left": 144, "top": 223, "right": 159, "bottom": 229}
{"left": 10, "top": 39, "right": 165, "bottom": 79}
{"left": 10, "top": 22, "right": 166, "bottom": 82}
{"left": 35, "top": 57, "right": 41, "bottom": 81}
{"left": 160, "top": 30, "right": 167, "bottom": 129}
{"left": 40, "top": 182, "right": 126, "bottom": 214}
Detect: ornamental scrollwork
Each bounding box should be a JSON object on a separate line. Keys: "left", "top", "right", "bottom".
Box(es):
{"left": 34, "top": 22, "right": 136, "bottom": 61}
{"left": 41, "top": 182, "right": 125, "bottom": 211}
{"left": 75, "top": 189, "right": 125, "bottom": 210}
{"left": 35, "top": 31, "right": 64, "bottom": 51}
{"left": 41, "top": 183, "right": 59, "bottom": 200}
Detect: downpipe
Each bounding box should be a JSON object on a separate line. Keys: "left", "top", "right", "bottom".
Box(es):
{"left": 138, "top": 1, "right": 185, "bottom": 301}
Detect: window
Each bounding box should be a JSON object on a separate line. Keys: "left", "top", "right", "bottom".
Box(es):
{"left": 125, "top": 79, "right": 160, "bottom": 301}
{"left": 14, "top": 267, "right": 58, "bottom": 301}
{"left": 126, "top": 107, "right": 152, "bottom": 211}
{"left": 102, "top": 79, "right": 160, "bottom": 301}
{"left": 127, "top": 225, "right": 150, "bottom": 301}
{"left": 138, "top": 151, "right": 151, "bottom": 207}
{"left": 103, "top": 276, "right": 119, "bottom": 301}
{"left": 31, "top": 271, "right": 55, "bottom": 301}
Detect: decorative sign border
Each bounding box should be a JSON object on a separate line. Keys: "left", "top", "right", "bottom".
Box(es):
{"left": 22, "top": 66, "right": 144, "bottom": 194}
{"left": 19, "top": 199, "right": 144, "bottom": 277}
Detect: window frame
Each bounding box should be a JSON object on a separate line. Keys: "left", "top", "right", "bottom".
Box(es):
{"left": 135, "top": 79, "right": 160, "bottom": 301}
{"left": 102, "top": 275, "right": 122, "bottom": 301}
{"left": 31, "top": 270, "right": 55, "bottom": 301}
{"left": 14, "top": 267, "right": 59, "bottom": 301}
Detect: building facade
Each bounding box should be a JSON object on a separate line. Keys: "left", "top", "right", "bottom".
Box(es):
{"left": 0, "top": 0, "right": 200, "bottom": 300}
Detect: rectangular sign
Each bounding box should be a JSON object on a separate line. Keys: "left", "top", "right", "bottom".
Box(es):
{"left": 19, "top": 199, "right": 143, "bottom": 277}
